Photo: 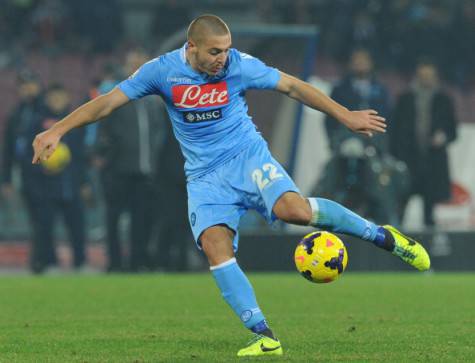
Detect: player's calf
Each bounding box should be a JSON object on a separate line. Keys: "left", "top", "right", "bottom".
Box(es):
{"left": 304, "top": 197, "right": 430, "bottom": 271}
{"left": 202, "top": 227, "right": 281, "bottom": 355}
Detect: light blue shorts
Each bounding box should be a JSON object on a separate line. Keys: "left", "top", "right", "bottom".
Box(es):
{"left": 187, "top": 139, "right": 300, "bottom": 251}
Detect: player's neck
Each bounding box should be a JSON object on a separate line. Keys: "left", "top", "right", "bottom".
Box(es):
{"left": 185, "top": 49, "right": 201, "bottom": 74}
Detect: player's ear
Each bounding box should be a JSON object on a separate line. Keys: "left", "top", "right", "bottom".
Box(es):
{"left": 187, "top": 39, "right": 197, "bottom": 52}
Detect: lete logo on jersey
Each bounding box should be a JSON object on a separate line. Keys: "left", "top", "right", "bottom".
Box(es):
{"left": 172, "top": 82, "right": 228, "bottom": 109}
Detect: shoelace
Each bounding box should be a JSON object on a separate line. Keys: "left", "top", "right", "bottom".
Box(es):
{"left": 245, "top": 334, "right": 265, "bottom": 347}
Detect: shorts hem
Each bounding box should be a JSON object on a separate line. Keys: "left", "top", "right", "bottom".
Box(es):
{"left": 194, "top": 222, "right": 238, "bottom": 250}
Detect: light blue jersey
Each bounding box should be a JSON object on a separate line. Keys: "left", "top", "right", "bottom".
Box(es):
{"left": 118, "top": 44, "right": 299, "bottom": 247}
{"left": 118, "top": 44, "right": 281, "bottom": 180}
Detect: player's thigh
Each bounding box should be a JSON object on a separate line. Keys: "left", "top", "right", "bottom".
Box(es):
{"left": 272, "top": 191, "right": 312, "bottom": 225}
{"left": 239, "top": 141, "right": 300, "bottom": 222}
{"left": 200, "top": 225, "right": 235, "bottom": 266}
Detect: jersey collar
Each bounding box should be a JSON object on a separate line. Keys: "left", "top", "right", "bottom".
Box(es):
{"left": 180, "top": 43, "right": 187, "bottom": 64}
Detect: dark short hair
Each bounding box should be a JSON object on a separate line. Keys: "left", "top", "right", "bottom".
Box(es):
{"left": 187, "top": 14, "right": 230, "bottom": 44}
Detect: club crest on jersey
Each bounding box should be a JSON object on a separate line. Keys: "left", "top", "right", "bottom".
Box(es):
{"left": 172, "top": 81, "right": 228, "bottom": 109}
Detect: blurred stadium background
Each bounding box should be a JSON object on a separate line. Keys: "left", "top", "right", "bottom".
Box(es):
{"left": 1, "top": 0, "right": 474, "bottom": 273}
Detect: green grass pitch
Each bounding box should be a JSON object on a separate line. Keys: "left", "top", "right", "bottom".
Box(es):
{"left": 1, "top": 273, "right": 474, "bottom": 362}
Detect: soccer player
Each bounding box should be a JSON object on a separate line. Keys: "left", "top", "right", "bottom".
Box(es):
{"left": 32, "top": 14, "right": 430, "bottom": 357}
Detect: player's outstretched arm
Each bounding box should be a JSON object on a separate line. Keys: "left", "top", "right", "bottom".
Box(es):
{"left": 276, "top": 72, "right": 386, "bottom": 137}
{"left": 32, "top": 87, "right": 130, "bottom": 164}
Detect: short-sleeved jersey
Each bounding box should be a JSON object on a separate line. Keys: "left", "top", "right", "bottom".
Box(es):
{"left": 118, "top": 44, "right": 281, "bottom": 180}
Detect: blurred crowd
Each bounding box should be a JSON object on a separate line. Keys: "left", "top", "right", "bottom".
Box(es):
{"left": 270, "top": 0, "right": 475, "bottom": 89}
{"left": 0, "top": 0, "right": 123, "bottom": 57}
{"left": 0, "top": 0, "right": 191, "bottom": 61}
{"left": 1, "top": 49, "right": 192, "bottom": 274}
{"left": 1, "top": 0, "right": 474, "bottom": 89}
{"left": 316, "top": 49, "right": 457, "bottom": 229}
{"left": 0, "top": 0, "right": 465, "bottom": 273}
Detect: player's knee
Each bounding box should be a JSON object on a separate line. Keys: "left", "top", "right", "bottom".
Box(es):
{"left": 200, "top": 226, "right": 235, "bottom": 266}
{"left": 273, "top": 193, "right": 312, "bottom": 225}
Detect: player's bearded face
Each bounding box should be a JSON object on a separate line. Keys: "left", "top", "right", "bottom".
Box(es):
{"left": 191, "top": 34, "right": 232, "bottom": 76}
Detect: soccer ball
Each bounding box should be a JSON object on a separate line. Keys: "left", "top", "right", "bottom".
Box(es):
{"left": 40, "top": 142, "right": 71, "bottom": 174}
{"left": 294, "top": 231, "right": 348, "bottom": 283}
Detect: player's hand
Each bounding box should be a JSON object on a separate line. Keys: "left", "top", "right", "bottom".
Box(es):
{"left": 32, "top": 129, "right": 61, "bottom": 164}
{"left": 341, "top": 109, "right": 386, "bottom": 137}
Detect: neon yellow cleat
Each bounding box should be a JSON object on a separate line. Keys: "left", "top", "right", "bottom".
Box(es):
{"left": 384, "top": 225, "right": 431, "bottom": 271}
{"left": 237, "top": 334, "right": 283, "bottom": 357}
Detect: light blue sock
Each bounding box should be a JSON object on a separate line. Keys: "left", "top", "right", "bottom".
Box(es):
{"left": 307, "top": 197, "right": 382, "bottom": 242}
{"left": 211, "top": 258, "right": 267, "bottom": 331}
